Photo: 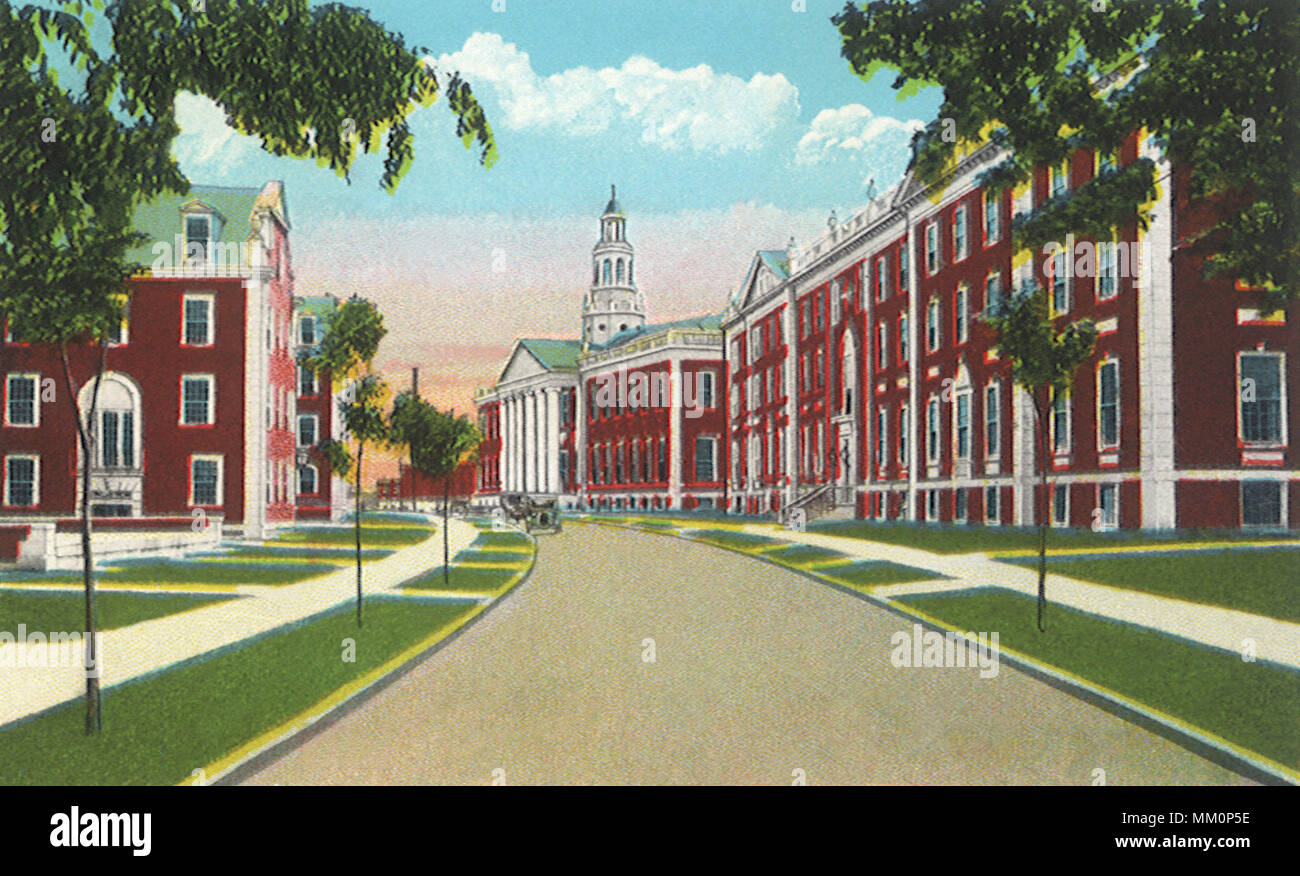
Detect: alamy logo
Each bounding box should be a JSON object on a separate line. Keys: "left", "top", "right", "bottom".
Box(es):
{"left": 591, "top": 368, "right": 714, "bottom": 419}
{"left": 50, "top": 807, "right": 151, "bottom": 857}
{"left": 1040, "top": 233, "right": 1150, "bottom": 280}
{"left": 890, "top": 623, "right": 1000, "bottom": 678}
{"left": 0, "top": 625, "right": 102, "bottom": 678}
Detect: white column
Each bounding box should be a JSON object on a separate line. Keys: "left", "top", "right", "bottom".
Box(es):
{"left": 537, "top": 390, "right": 549, "bottom": 494}
{"left": 547, "top": 388, "right": 561, "bottom": 495}
{"left": 510, "top": 394, "right": 521, "bottom": 491}
{"left": 669, "top": 357, "right": 684, "bottom": 506}
{"left": 504, "top": 396, "right": 516, "bottom": 491}
{"left": 524, "top": 391, "right": 536, "bottom": 493}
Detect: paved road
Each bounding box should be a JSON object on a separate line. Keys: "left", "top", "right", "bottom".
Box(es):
{"left": 239, "top": 523, "right": 1250, "bottom": 785}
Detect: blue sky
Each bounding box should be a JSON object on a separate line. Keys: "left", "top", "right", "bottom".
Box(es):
{"left": 164, "top": 1, "right": 943, "bottom": 415}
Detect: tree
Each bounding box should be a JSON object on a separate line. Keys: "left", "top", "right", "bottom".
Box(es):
{"left": 304, "top": 297, "right": 390, "bottom": 627}
{"left": 833, "top": 0, "right": 1298, "bottom": 311}
{"left": 1, "top": 0, "right": 495, "bottom": 731}
{"left": 983, "top": 287, "right": 1097, "bottom": 632}
{"left": 390, "top": 394, "right": 481, "bottom": 590}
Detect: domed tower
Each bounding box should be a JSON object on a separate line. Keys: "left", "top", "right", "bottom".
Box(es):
{"left": 583, "top": 185, "right": 645, "bottom": 346}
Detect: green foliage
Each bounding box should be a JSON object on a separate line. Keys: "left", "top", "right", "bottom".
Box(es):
{"left": 303, "top": 296, "right": 386, "bottom": 388}
{"left": 317, "top": 438, "right": 353, "bottom": 480}
{"left": 983, "top": 286, "right": 1098, "bottom": 401}
{"left": 390, "top": 391, "right": 482, "bottom": 480}
{"left": 834, "top": 0, "right": 1299, "bottom": 309}
{"left": 340, "top": 374, "right": 393, "bottom": 449}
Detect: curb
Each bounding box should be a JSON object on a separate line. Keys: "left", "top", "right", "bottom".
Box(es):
{"left": 195, "top": 532, "right": 540, "bottom": 787}
{"left": 580, "top": 518, "right": 1300, "bottom": 786}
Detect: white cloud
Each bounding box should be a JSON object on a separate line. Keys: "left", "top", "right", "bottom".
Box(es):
{"left": 795, "top": 103, "right": 923, "bottom": 168}
{"left": 433, "top": 33, "right": 800, "bottom": 154}
{"left": 172, "top": 92, "right": 262, "bottom": 175}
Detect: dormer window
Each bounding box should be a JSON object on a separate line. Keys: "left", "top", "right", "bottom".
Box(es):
{"left": 299, "top": 314, "right": 317, "bottom": 346}
{"left": 185, "top": 215, "right": 211, "bottom": 266}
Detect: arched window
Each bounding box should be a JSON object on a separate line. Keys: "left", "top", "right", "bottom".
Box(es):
{"left": 593, "top": 264, "right": 599, "bottom": 284}
{"left": 298, "top": 464, "right": 317, "bottom": 495}
{"left": 603, "top": 259, "right": 612, "bottom": 285}
{"left": 616, "top": 259, "right": 624, "bottom": 283}
{"left": 628, "top": 258, "right": 633, "bottom": 283}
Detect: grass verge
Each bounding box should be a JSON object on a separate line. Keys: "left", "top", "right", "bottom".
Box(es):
{"left": 0, "top": 590, "right": 239, "bottom": 633}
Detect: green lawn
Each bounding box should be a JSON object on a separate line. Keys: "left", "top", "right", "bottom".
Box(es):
{"left": 689, "top": 529, "right": 784, "bottom": 552}
{"left": 401, "top": 565, "right": 520, "bottom": 593}
{"left": 472, "top": 530, "right": 533, "bottom": 550}
{"left": 816, "top": 560, "right": 945, "bottom": 590}
{"left": 810, "top": 521, "right": 1298, "bottom": 555}
{"left": 0, "top": 590, "right": 238, "bottom": 633}
{"left": 271, "top": 525, "right": 433, "bottom": 547}
{"left": 454, "top": 549, "right": 532, "bottom": 565}
{"left": 899, "top": 589, "right": 1300, "bottom": 772}
{"left": 762, "top": 543, "right": 850, "bottom": 568}
{"left": 0, "top": 597, "right": 476, "bottom": 785}
{"left": 200, "top": 545, "right": 395, "bottom": 562}
{"left": 1003, "top": 549, "right": 1300, "bottom": 623}
{"left": 1, "top": 560, "right": 339, "bottom": 587}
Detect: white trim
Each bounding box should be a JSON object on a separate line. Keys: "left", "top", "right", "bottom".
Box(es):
{"left": 3, "top": 453, "right": 39, "bottom": 507}
{"left": 1096, "top": 358, "right": 1120, "bottom": 451}
{"left": 182, "top": 292, "right": 216, "bottom": 347}
{"left": 4, "top": 372, "right": 40, "bottom": 428}
{"left": 180, "top": 373, "right": 216, "bottom": 426}
{"left": 1237, "top": 350, "right": 1287, "bottom": 448}
{"left": 297, "top": 413, "right": 320, "bottom": 447}
{"left": 189, "top": 454, "right": 224, "bottom": 507}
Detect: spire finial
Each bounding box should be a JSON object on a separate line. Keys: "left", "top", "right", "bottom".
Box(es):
{"left": 611, "top": 184, "right": 616, "bottom": 200}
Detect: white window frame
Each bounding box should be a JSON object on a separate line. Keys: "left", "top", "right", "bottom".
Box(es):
{"left": 1096, "top": 359, "right": 1121, "bottom": 451}
{"left": 985, "top": 485, "right": 1000, "bottom": 523}
{"left": 1051, "top": 388, "right": 1072, "bottom": 454}
{"left": 926, "top": 489, "right": 940, "bottom": 521}
{"left": 953, "top": 204, "right": 968, "bottom": 262}
{"left": 898, "top": 315, "right": 909, "bottom": 363}
{"left": 1097, "top": 483, "right": 1119, "bottom": 530}
{"left": 297, "top": 413, "right": 319, "bottom": 447}
{"left": 954, "top": 487, "right": 968, "bottom": 523}
{"left": 925, "top": 221, "right": 941, "bottom": 275}
{"left": 1097, "top": 231, "right": 1119, "bottom": 301}
{"left": 1051, "top": 252, "right": 1071, "bottom": 315}
{"left": 984, "top": 381, "right": 1000, "bottom": 459}
{"left": 1237, "top": 351, "right": 1287, "bottom": 447}
{"left": 955, "top": 285, "right": 969, "bottom": 344}
{"left": 877, "top": 322, "right": 889, "bottom": 369}
{"left": 1241, "top": 480, "right": 1285, "bottom": 528}
{"left": 875, "top": 406, "right": 888, "bottom": 470}
{"left": 299, "top": 314, "right": 317, "bottom": 346}
{"left": 984, "top": 189, "right": 1001, "bottom": 245}
{"left": 898, "top": 402, "right": 910, "bottom": 466}
{"left": 180, "top": 374, "right": 216, "bottom": 426}
{"left": 695, "top": 435, "right": 718, "bottom": 482}
{"left": 299, "top": 364, "right": 318, "bottom": 397}
{"left": 1052, "top": 483, "right": 1070, "bottom": 528}
{"left": 182, "top": 293, "right": 215, "bottom": 347}
{"left": 953, "top": 389, "right": 972, "bottom": 460}
{"left": 189, "top": 454, "right": 224, "bottom": 507}
{"left": 3, "top": 453, "right": 39, "bottom": 507}
{"left": 298, "top": 463, "right": 318, "bottom": 496}
{"left": 927, "top": 298, "right": 941, "bottom": 351}
{"left": 5, "top": 373, "right": 40, "bottom": 428}
{"left": 926, "top": 397, "right": 940, "bottom": 464}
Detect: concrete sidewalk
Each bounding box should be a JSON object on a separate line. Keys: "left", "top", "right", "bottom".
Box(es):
{"left": 724, "top": 523, "right": 1300, "bottom": 671}
{"left": 0, "top": 517, "right": 481, "bottom": 727}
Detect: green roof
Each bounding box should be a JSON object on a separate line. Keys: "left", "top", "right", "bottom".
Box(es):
{"left": 520, "top": 338, "right": 583, "bottom": 370}
{"left": 600, "top": 313, "right": 723, "bottom": 349}
{"left": 124, "top": 182, "right": 287, "bottom": 269}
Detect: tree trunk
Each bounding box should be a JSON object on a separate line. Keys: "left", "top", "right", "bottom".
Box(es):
{"left": 355, "top": 442, "right": 363, "bottom": 628}
{"left": 443, "top": 472, "right": 450, "bottom": 590}
{"left": 61, "top": 341, "right": 106, "bottom": 733}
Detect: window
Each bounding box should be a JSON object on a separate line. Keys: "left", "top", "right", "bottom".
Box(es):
{"left": 602, "top": 260, "right": 612, "bottom": 285}
{"left": 4, "top": 455, "right": 38, "bottom": 506}
{"left": 699, "top": 371, "right": 715, "bottom": 409}
{"left": 984, "top": 190, "right": 1001, "bottom": 244}
{"left": 1053, "top": 484, "right": 1069, "bottom": 527}
{"left": 298, "top": 464, "right": 317, "bottom": 495}
{"left": 108, "top": 297, "right": 130, "bottom": 345}
{"left": 1050, "top": 159, "right": 1069, "bottom": 199}
{"left": 298, "top": 414, "right": 319, "bottom": 447}
{"left": 1097, "top": 233, "right": 1119, "bottom": 300}
{"left": 190, "top": 455, "right": 222, "bottom": 506}
{"left": 559, "top": 449, "right": 571, "bottom": 487}
{"left": 185, "top": 215, "right": 211, "bottom": 265}
{"left": 898, "top": 403, "right": 909, "bottom": 465}
{"left": 1097, "top": 360, "right": 1120, "bottom": 449}
{"left": 984, "top": 383, "right": 1000, "bottom": 457}
{"left": 1098, "top": 147, "right": 1115, "bottom": 174}
{"left": 183, "top": 294, "right": 214, "bottom": 346}
{"left": 99, "top": 410, "right": 135, "bottom": 468}
{"left": 1097, "top": 483, "right": 1118, "bottom": 529}
{"left": 1242, "top": 481, "right": 1282, "bottom": 527}
{"left": 955, "top": 488, "right": 968, "bottom": 523}
{"left": 875, "top": 407, "right": 887, "bottom": 469}
{"left": 658, "top": 437, "right": 667, "bottom": 481}
{"left": 181, "top": 375, "right": 214, "bottom": 425}
{"left": 630, "top": 442, "right": 640, "bottom": 483}
{"left": 926, "top": 489, "right": 940, "bottom": 521}
{"left": 1240, "top": 353, "right": 1284, "bottom": 444}
{"left": 925, "top": 221, "right": 941, "bottom": 274}
{"left": 898, "top": 316, "right": 909, "bottom": 363}
{"left": 695, "top": 436, "right": 716, "bottom": 482}
{"left": 877, "top": 323, "right": 889, "bottom": 369}
{"left": 1051, "top": 389, "right": 1071, "bottom": 454}
{"left": 926, "top": 397, "right": 940, "bottom": 464}
{"left": 927, "top": 298, "right": 941, "bottom": 351}
{"left": 985, "top": 486, "right": 1000, "bottom": 523}
{"left": 898, "top": 246, "right": 909, "bottom": 291}
{"left": 985, "top": 271, "right": 1003, "bottom": 314}
{"left": 876, "top": 255, "right": 890, "bottom": 300}
{"left": 1051, "top": 252, "right": 1069, "bottom": 314}
{"left": 299, "top": 314, "right": 317, "bottom": 345}
{"left": 954, "top": 391, "right": 971, "bottom": 459}
{"left": 953, "top": 205, "right": 968, "bottom": 261}
{"left": 5, "top": 374, "right": 38, "bottom": 426}
{"left": 299, "top": 365, "right": 318, "bottom": 397}
{"left": 954, "top": 286, "right": 969, "bottom": 343}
